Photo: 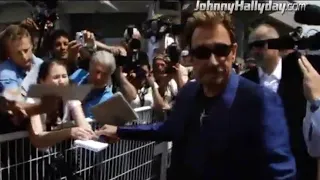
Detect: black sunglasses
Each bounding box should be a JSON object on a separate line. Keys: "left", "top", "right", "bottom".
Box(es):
{"left": 189, "top": 43, "right": 233, "bottom": 60}
{"left": 249, "top": 40, "right": 267, "bottom": 49}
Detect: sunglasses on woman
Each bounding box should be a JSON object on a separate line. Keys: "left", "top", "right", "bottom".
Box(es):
{"left": 189, "top": 43, "right": 233, "bottom": 59}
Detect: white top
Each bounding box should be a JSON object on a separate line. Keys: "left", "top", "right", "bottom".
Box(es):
{"left": 26, "top": 98, "right": 82, "bottom": 127}
{"left": 258, "top": 58, "right": 282, "bottom": 93}
{"left": 26, "top": 98, "right": 82, "bottom": 152}
{"left": 178, "top": 64, "right": 191, "bottom": 83}
{"left": 163, "top": 79, "right": 178, "bottom": 104}
{"left": 131, "top": 83, "right": 159, "bottom": 108}
{"left": 130, "top": 79, "right": 178, "bottom": 108}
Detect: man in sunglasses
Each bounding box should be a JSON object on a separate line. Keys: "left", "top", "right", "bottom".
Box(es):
{"left": 242, "top": 24, "right": 317, "bottom": 180}
{"left": 95, "top": 11, "right": 295, "bottom": 180}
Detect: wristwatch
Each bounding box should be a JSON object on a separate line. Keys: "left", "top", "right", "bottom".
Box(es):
{"left": 310, "top": 98, "right": 320, "bottom": 113}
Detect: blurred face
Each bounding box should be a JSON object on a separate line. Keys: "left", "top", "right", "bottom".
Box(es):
{"left": 153, "top": 58, "right": 168, "bottom": 77}
{"left": 248, "top": 30, "right": 279, "bottom": 66}
{"left": 53, "top": 36, "right": 69, "bottom": 60}
{"left": 42, "top": 63, "right": 69, "bottom": 86}
{"left": 129, "top": 66, "right": 149, "bottom": 89}
{"left": 89, "top": 61, "right": 110, "bottom": 88}
{"left": 190, "top": 24, "right": 237, "bottom": 87}
{"left": 7, "top": 36, "right": 33, "bottom": 70}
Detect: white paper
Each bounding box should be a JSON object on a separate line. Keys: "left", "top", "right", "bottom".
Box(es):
{"left": 27, "top": 84, "right": 93, "bottom": 101}
{"left": 91, "top": 92, "right": 138, "bottom": 126}
{"left": 74, "top": 140, "right": 109, "bottom": 152}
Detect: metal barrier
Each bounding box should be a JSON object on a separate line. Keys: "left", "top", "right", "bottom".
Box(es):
{"left": 0, "top": 106, "right": 168, "bottom": 180}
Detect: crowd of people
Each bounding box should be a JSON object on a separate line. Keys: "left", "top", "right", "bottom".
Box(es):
{"left": 1, "top": 10, "right": 320, "bottom": 180}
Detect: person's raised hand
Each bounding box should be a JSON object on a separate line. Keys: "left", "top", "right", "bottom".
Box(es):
{"left": 298, "top": 55, "right": 320, "bottom": 101}
{"left": 0, "top": 88, "right": 28, "bottom": 126}
{"left": 146, "top": 71, "right": 156, "bottom": 87}
{"left": 82, "top": 30, "right": 96, "bottom": 48}
{"left": 20, "top": 18, "right": 39, "bottom": 31}
{"left": 110, "top": 46, "right": 127, "bottom": 57}
{"left": 68, "top": 40, "right": 82, "bottom": 62}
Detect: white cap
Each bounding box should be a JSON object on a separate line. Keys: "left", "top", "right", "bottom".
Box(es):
{"left": 164, "top": 35, "right": 175, "bottom": 49}
{"left": 123, "top": 27, "right": 141, "bottom": 40}
{"left": 181, "top": 50, "right": 189, "bottom": 57}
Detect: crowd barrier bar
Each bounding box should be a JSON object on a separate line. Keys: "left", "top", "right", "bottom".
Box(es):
{"left": 0, "top": 106, "right": 170, "bottom": 180}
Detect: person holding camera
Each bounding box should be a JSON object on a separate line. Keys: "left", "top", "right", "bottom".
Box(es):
{"left": 300, "top": 56, "right": 320, "bottom": 156}
{"left": 70, "top": 50, "right": 137, "bottom": 118}
{"left": 120, "top": 26, "right": 150, "bottom": 74}
{"left": 127, "top": 61, "right": 168, "bottom": 110}
{"left": 242, "top": 23, "right": 319, "bottom": 180}
{"left": 152, "top": 54, "right": 185, "bottom": 108}
{"left": 44, "top": 29, "right": 95, "bottom": 75}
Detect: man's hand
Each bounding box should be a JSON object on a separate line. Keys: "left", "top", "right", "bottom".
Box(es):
{"left": 68, "top": 40, "right": 82, "bottom": 62}
{"left": 82, "top": 30, "right": 96, "bottom": 48}
{"left": 110, "top": 46, "right": 127, "bottom": 57}
{"left": 0, "top": 99, "right": 28, "bottom": 126}
{"left": 298, "top": 56, "right": 320, "bottom": 101}
{"left": 146, "top": 72, "right": 156, "bottom": 88}
{"left": 172, "top": 63, "right": 182, "bottom": 78}
{"left": 0, "top": 89, "right": 28, "bottom": 126}
{"left": 95, "top": 124, "right": 119, "bottom": 143}
{"left": 20, "top": 18, "right": 39, "bottom": 31}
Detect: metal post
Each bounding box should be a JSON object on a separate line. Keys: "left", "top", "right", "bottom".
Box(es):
{"left": 160, "top": 142, "right": 169, "bottom": 180}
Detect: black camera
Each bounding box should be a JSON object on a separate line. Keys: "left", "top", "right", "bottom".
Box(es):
{"left": 28, "top": 0, "right": 58, "bottom": 28}
{"left": 255, "top": 23, "right": 320, "bottom": 51}
{"left": 142, "top": 16, "right": 183, "bottom": 41}
{"left": 165, "top": 43, "right": 180, "bottom": 73}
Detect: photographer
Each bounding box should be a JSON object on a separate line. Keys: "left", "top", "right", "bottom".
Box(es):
{"left": 120, "top": 27, "right": 150, "bottom": 75}
{"left": 242, "top": 23, "right": 318, "bottom": 180}
{"left": 152, "top": 54, "right": 185, "bottom": 109}
{"left": 126, "top": 61, "right": 162, "bottom": 110}
{"left": 44, "top": 29, "right": 94, "bottom": 75}
{"left": 70, "top": 50, "right": 137, "bottom": 118}
{"left": 300, "top": 56, "right": 320, "bottom": 158}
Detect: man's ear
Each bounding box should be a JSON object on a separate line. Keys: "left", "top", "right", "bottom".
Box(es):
{"left": 231, "top": 43, "right": 238, "bottom": 62}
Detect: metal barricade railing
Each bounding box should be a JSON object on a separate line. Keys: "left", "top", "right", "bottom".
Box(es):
{"left": 0, "top": 106, "right": 167, "bottom": 180}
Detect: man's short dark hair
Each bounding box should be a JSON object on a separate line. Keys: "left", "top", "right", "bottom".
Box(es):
{"left": 183, "top": 11, "right": 236, "bottom": 48}
{"left": 47, "top": 29, "right": 69, "bottom": 50}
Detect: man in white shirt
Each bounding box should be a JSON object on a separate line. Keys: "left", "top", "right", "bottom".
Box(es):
{"left": 242, "top": 24, "right": 317, "bottom": 180}
{"left": 246, "top": 24, "right": 282, "bottom": 93}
